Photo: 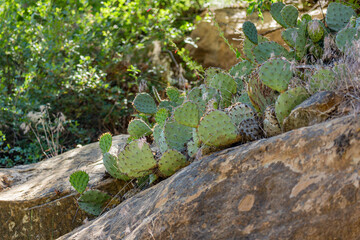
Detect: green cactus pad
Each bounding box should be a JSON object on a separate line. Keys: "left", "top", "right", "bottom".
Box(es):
{"left": 198, "top": 110, "right": 240, "bottom": 147}
{"left": 270, "top": 2, "right": 288, "bottom": 28}
{"left": 238, "top": 118, "right": 263, "bottom": 142}
{"left": 252, "top": 41, "right": 292, "bottom": 64}
{"left": 243, "top": 35, "right": 269, "bottom": 63}
{"left": 158, "top": 150, "right": 188, "bottom": 177}
{"left": 208, "top": 72, "right": 237, "bottom": 108}
{"left": 103, "top": 152, "right": 130, "bottom": 181}
{"left": 247, "top": 71, "right": 278, "bottom": 113}
{"left": 301, "top": 14, "right": 312, "bottom": 22}
{"left": 309, "top": 69, "right": 336, "bottom": 93}
{"left": 69, "top": 171, "right": 89, "bottom": 194}
{"left": 153, "top": 124, "right": 168, "bottom": 153}
{"left": 281, "top": 28, "right": 298, "bottom": 48}
{"left": 78, "top": 190, "right": 111, "bottom": 216}
{"left": 166, "top": 86, "right": 181, "bottom": 103}
{"left": 99, "top": 132, "right": 112, "bottom": 154}
{"left": 155, "top": 108, "right": 169, "bottom": 127}
{"left": 259, "top": 58, "right": 292, "bottom": 92}
{"left": 225, "top": 102, "right": 255, "bottom": 127}
{"left": 187, "top": 129, "right": 200, "bottom": 158}
{"left": 263, "top": 105, "right": 281, "bottom": 137}
{"left": 275, "top": 87, "right": 310, "bottom": 126}
{"left": 335, "top": 28, "right": 359, "bottom": 52}
{"left": 118, "top": 139, "right": 157, "bottom": 178}
{"left": 243, "top": 21, "right": 258, "bottom": 44}
{"left": 174, "top": 101, "right": 200, "bottom": 128}
{"left": 158, "top": 100, "right": 178, "bottom": 113}
{"left": 229, "top": 60, "right": 253, "bottom": 90}
{"left": 127, "top": 119, "right": 152, "bottom": 139}
{"left": 187, "top": 85, "right": 220, "bottom": 115}
{"left": 204, "top": 67, "right": 224, "bottom": 85}
{"left": 307, "top": 20, "right": 324, "bottom": 43}
{"left": 280, "top": 5, "right": 298, "bottom": 28}
{"left": 133, "top": 93, "right": 157, "bottom": 115}
{"left": 326, "top": 2, "right": 356, "bottom": 32}
{"left": 164, "top": 120, "right": 193, "bottom": 152}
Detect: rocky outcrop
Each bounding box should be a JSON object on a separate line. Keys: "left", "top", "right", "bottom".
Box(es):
{"left": 59, "top": 114, "right": 360, "bottom": 239}
{"left": 0, "top": 135, "right": 131, "bottom": 240}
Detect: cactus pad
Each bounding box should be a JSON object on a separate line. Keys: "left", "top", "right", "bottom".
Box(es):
{"left": 229, "top": 60, "right": 253, "bottom": 90}
{"left": 309, "top": 69, "right": 336, "bottom": 93}
{"left": 270, "top": 2, "right": 288, "bottom": 28}
{"left": 275, "top": 87, "right": 310, "bottom": 126}
{"left": 99, "top": 132, "right": 112, "bottom": 154}
{"left": 127, "top": 119, "right": 152, "bottom": 139}
{"left": 238, "top": 118, "right": 263, "bottom": 142}
{"left": 326, "top": 2, "right": 356, "bottom": 32}
{"left": 158, "top": 100, "right": 177, "bottom": 113}
{"left": 153, "top": 124, "right": 168, "bottom": 153}
{"left": 208, "top": 72, "right": 237, "bottom": 107}
{"left": 243, "top": 35, "right": 269, "bottom": 63}
{"left": 205, "top": 67, "right": 224, "bottom": 85}
{"left": 198, "top": 110, "right": 239, "bottom": 147}
{"left": 78, "top": 190, "right": 111, "bottom": 216}
{"left": 166, "top": 86, "right": 181, "bottom": 103}
{"left": 280, "top": 5, "right": 298, "bottom": 28}
{"left": 252, "top": 41, "right": 291, "bottom": 63}
{"left": 103, "top": 152, "right": 130, "bottom": 181}
{"left": 335, "top": 28, "right": 359, "bottom": 52}
{"left": 307, "top": 20, "right": 324, "bottom": 43}
{"left": 259, "top": 58, "right": 292, "bottom": 92}
{"left": 69, "top": 171, "right": 89, "bottom": 194}
{"left": 263, "top": 105, "right": 281, "bottom": 137}
{"left": 225, "top": 102, "right": 255, "bottom": 127}
{"left": 164, "top": 120, "right": 193, "bottom": 151}
{"left": 158, "top": 150, "right": 188, "bottom": 177}
{"left": 187, "top": 85, "right": 220, "bottom": 115}
{"left": 155, "top": 108, "right": 169, "bottom": 127}
{"left": 243, "top": 21, "right": 258, "bottom": 44}
{"left": 281, "top": 28, "right": 298, "bottom": 48}
{"left": 187, "top": 129, "right": 200, "bottom": 158}
{"left": 133, "top": 93, "right": 157, "bottom": 114}
{"left": 118, "top": 139, "right": 157, "bottom": 178}
{"left": 174, "top": 101, "right": 200, "bottom": 128}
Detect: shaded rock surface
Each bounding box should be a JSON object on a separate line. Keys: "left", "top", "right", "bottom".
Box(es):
{"left": 0, "top": 135, "right": 131, "bottom": 240}
{"left": 60, "top": 114, "right": 360, "bottom": 240}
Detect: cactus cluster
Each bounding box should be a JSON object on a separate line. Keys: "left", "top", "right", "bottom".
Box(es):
{"left": 70, "top": 2, "right": 358, "bottom": 215}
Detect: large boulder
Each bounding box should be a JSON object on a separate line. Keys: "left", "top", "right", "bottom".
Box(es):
{"left": 0, "top": 135, "right": 131, "bottom": 240}
{"left": 59, "top": 114, "right": 360, "bottom": 239}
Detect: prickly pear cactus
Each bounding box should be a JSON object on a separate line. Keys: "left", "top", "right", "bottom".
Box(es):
{"left": 280, "top": 5, "right": 298, "bottom": 28}
{"left": 133, "top": 93, "right": 157, "bottom": 114}
{"left": 174, "top": 101, "right": 200, "bottom": 128}
{"left": 158, "top": 100, "right": 177, "bottom": 113}
{"left": 187, "top": 129, "right": 200, "bottom": 158}
{"left": 155, "top": 108, "right": 169, "bottom": 127}
{"left": 157, "top": 150, "right": 188, "bottom": 177}
{"left": 335, "top": 28, "right": 359, "bottom": 52}
{"left": 99, "top": 132, "right": 112, "bottom": 154}
{"left": 307, "top": 20, "right": 324, "bottom": 43}
{"left": 309, "top": 69, "right": 336, "bottom": 93}
{"left": 238, "top": 118, "right": 263, "bottom": 142}
{"left": 164, "top": 120, "right": 193, "bottom": 152}
{"left": 259, "top": 58, "right": 292, "bottom": 92}
{"left": 270, "top": 2, "right": 288, "bottom": 28}
{"left": 252, "top": 41, "right": 292, "bottom": 64}
{"left": 208, "top": 72, "right": 237, "bottom": 108}
{"left": 229, "top": 60, "right": 253, "bottom": 90}
{"left": 78, "top": 190, "right": 111, "bottom": 216}
{"left": 153, "top": 124, "right": 168, "bottom": 153}
{"left": 281, "top": 28, "right": 297, "bottom": 48}
{"left": 326, "top": 2, "right": 356, "bottom": 32}
{"left": 197, "top": 110, "right": 240, "bottom": 147}
{"left": 204, "top": 67, "right": 224, "bottom": 85}
{"left": 225, "top": 102, "right": 255, "bottom": 128}
{"left": 118, "top": 139, "right": 157, "bottom": 178}
{"left": 243, "top": 21, "right": 258, "bottom": 44}
{"left": 275, "top": 87, "right": 310, "bottom": 126}
{"left": 69, "top": 171, "right": 89, "bottom": 194}
{"left": 187, "top": 85, "right": 220, "bottom": 115}
{"left": 243, "top": 35, "right": 269, "bottom": 63}
{"left": 127, "top": 119, "right": 152, "bottom": 139}
{"left": 103, "top": 152, "right": 130, "bottom": 181}
{"left": 263, "top": 105, "right": 281, "bottom": 137}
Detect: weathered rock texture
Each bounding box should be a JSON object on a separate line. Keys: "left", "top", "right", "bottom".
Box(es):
{"left": 0, "top": 135, "right": 131, "bottom": 240}
{"left": 59, "top": 114, "right": 360, "bottom": 240}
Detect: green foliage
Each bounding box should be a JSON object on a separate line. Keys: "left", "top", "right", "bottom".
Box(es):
{"left": 69, "top": 171, "right": 89, "bottom": 194}
{"left": 0, "top": 0, "right": 204, "bottom": 167}
{"left": 99, "top": 133, "right": 112, "bottom": 154}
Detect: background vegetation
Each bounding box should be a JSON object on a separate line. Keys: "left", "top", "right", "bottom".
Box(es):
{"left": 0, "top": 0, "right": 205, "bottom": 167}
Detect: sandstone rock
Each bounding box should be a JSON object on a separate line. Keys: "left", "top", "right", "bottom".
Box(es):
{"left": 59, "top": 114, "right": 360, "bottom": 239}
{"left": 0, "top": 135, "right": 132, "bottom": 240}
